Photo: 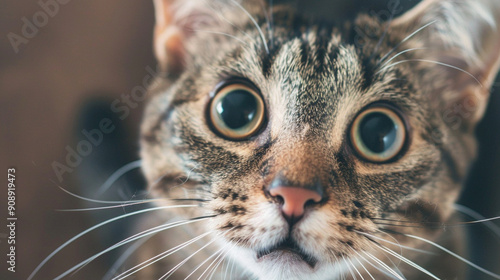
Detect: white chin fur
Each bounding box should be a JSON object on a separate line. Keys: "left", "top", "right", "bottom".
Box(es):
{"left": 228, "top": 246, "right": 350, "bottom": 280}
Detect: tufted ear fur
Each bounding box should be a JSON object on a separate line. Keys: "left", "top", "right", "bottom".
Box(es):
{"left": 391, "top": 0, "right": 500, "bottom": 126}
{"left": 153, "top": 0, "right": 223, "bottom": 74}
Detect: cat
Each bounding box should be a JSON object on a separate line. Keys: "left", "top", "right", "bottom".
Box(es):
{"left": 136, "top": 0, "right": 500, "bottom": 279}
{"left": 28, "top": 0, "right": 500, "bottom": 279}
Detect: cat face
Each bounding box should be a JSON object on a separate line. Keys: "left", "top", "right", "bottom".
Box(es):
{"left": 141, "top": 0, "right": 500, "bottom": 279}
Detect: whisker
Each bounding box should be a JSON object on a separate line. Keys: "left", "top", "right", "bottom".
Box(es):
{"left": 55, "top": 167, "right": 201, "bottom": 205}
{"left": 57, "top": 184, "right": 207, "bottom": 211}
{"left": 371, "top": 3, "right": 399, "bottom": 61}
{"left": 373, "top": 243, "right": 439, "bottom": 280}
{"left": 206, "top": 255, "right": 225, "bottom": 280}
{"left": 364, "top": 251, "right": 404, "bottom": 280}
{"left": 211, "top": 249, "right": 233, "bottom": 280}
{"left": 403, "top": 233, "right": 500, "bottom": 279}
{"left": 160, "top": 228, "right": 233, "bottom": 279}
{"left": 342, "top": 255, "right": 358, "bottom": 280}
{"left": 207, "top": 241, "right": 237, "bottom": 280}
{"left": 56, "top": 185, "right": 157, "bottom": 204}
{"left": 199, "top": 249, "right": 227, "bottom": 280}
{"left": 353, "top": 251, "right": 399, "bottom": 280}
{"left": 103, "top": 229, "right": 154, "bottom": 280}
{"left": 454, "top": 204, "right": 500, "bottom": 239}
{"left": 57, "top": 217, "right": 214, "bottom": 280}
{"left": 170, "top": 198, "right": 211, "bottom": 202}
{"left": 229, "top": 248, "right": 237, "bottom": 280}
{"left": 355, "top": 230, "right": 436, "bottom": 255}
{"left": 186, "top": 244, "right": 229, "bottom": 280}
{"left": 378, "top": 20, "right": 437, "bottom": 66}
{"left": 112, "top": 230, "right": 214, "bottom": 280}
{"left": 269, "top": 0, "right": 274, "bottom": 45}
{"left": 203, "top": 0, "right": 257, "bottom": 45}
{"left": 229, "top": 0, "right": 269, "bottom": 54}
{"left": 366, "top": 229, "right": 403, "bottom": 265}
{"left": 96, "top": 160, "right": 143, "bottom": 195}
{"left": 351, "top": 246, "right": 398, "bottom": 280}
{"left": 376, "top": 59, "right": 483, "bottom": 86}
{"left": 372, "top": 222, "right": 436, "bottom": 229}
{"left": 345, "top": 254, "right": 365, "bottom": 280}
{"left": 377, "top": 229, "right": 404, "bottom": 259}
{"left": 257, "top": 0, "right": 271, "bottom": 41}
{"left": 371, "top": 217, "right": 430, "bottom": 224}
{"left": 381, "top": 48, "right": 429, "bottom": 68}
{"left": 198, "top": 243, "right": 233, "bottom": 280}
{"left": 365, "top": 241, "right": 406, "bottom": 279}
{"left": 348, "top": 247, "right": 374, "bottom": 280}
{"left": 57, "top": 200, "right": 158, "bottom": 212}
{"left": 372, "top": 215, "right": 500, "bottom": 227}
{"left": 27, "top": 205, "right": 202, "bottom": 280}
{"left": 349, "top": 246, "right": 375, "bottom": 280}
{"left": 222, "top": 259, "right": 229, "bottom": 280}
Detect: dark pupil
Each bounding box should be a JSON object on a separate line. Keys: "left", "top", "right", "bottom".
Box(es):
{"left": 359, "top": 112, "right": 397, "bottom": 153}
{"left": 217, "top": 90, "right": 257, "bottom": 129}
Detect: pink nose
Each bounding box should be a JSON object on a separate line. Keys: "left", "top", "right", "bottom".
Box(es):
{"left": 269, "top": 186, "right": 322, "bottom": 219}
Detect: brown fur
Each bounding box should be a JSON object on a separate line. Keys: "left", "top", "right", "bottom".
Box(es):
{"left": 138, "top": 0, "right": 500, "bottom": 279}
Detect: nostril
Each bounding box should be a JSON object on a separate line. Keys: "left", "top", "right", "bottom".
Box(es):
{"left": 275, "top": 195, "right": 285, "bottom": 205}
{"left": 304, "top": 198, "right": 317, "bottom": 208}
{"left": 268, "top": 186, "right": 323, "bottom": 222}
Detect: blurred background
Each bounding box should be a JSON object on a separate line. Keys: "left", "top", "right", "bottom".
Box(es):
{"left": 0, "top": 0, "right": 499, "bottom": 279}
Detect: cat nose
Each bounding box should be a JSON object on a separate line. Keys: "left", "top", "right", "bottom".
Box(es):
{"left": 268, "top": 182, "right": 323, "bottom": 224}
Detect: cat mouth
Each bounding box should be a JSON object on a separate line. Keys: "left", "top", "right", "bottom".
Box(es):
{"left": 256, "top": 238, "right": 318, "bottom": 268}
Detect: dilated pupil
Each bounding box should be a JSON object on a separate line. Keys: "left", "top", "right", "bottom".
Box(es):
{"left": 217, "top": 90, "right": 257, "bottom": 129}
{"left": 359, "top": 112, "right": 397, "bottom": 153}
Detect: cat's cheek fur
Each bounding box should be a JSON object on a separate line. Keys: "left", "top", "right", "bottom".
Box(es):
{"left": 136, "top": 0, "right": 500, "bottom": 279}
{"left": 211, "top": 199, "right": 288, "bottom": 249}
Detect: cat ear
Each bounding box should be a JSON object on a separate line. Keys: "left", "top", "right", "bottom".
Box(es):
{"left": 153, "top": 0, "right": 219, "bottom": 74}
{"left": 390, "top": 0, "right": 500, "bottom": 125}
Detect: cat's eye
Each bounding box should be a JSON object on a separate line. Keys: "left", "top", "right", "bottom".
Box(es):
{"left": 350, "top": 106, "right": 406, "bottom": 162}
{"left": 209, "top": 83, "right": 265, "bottom": 140}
